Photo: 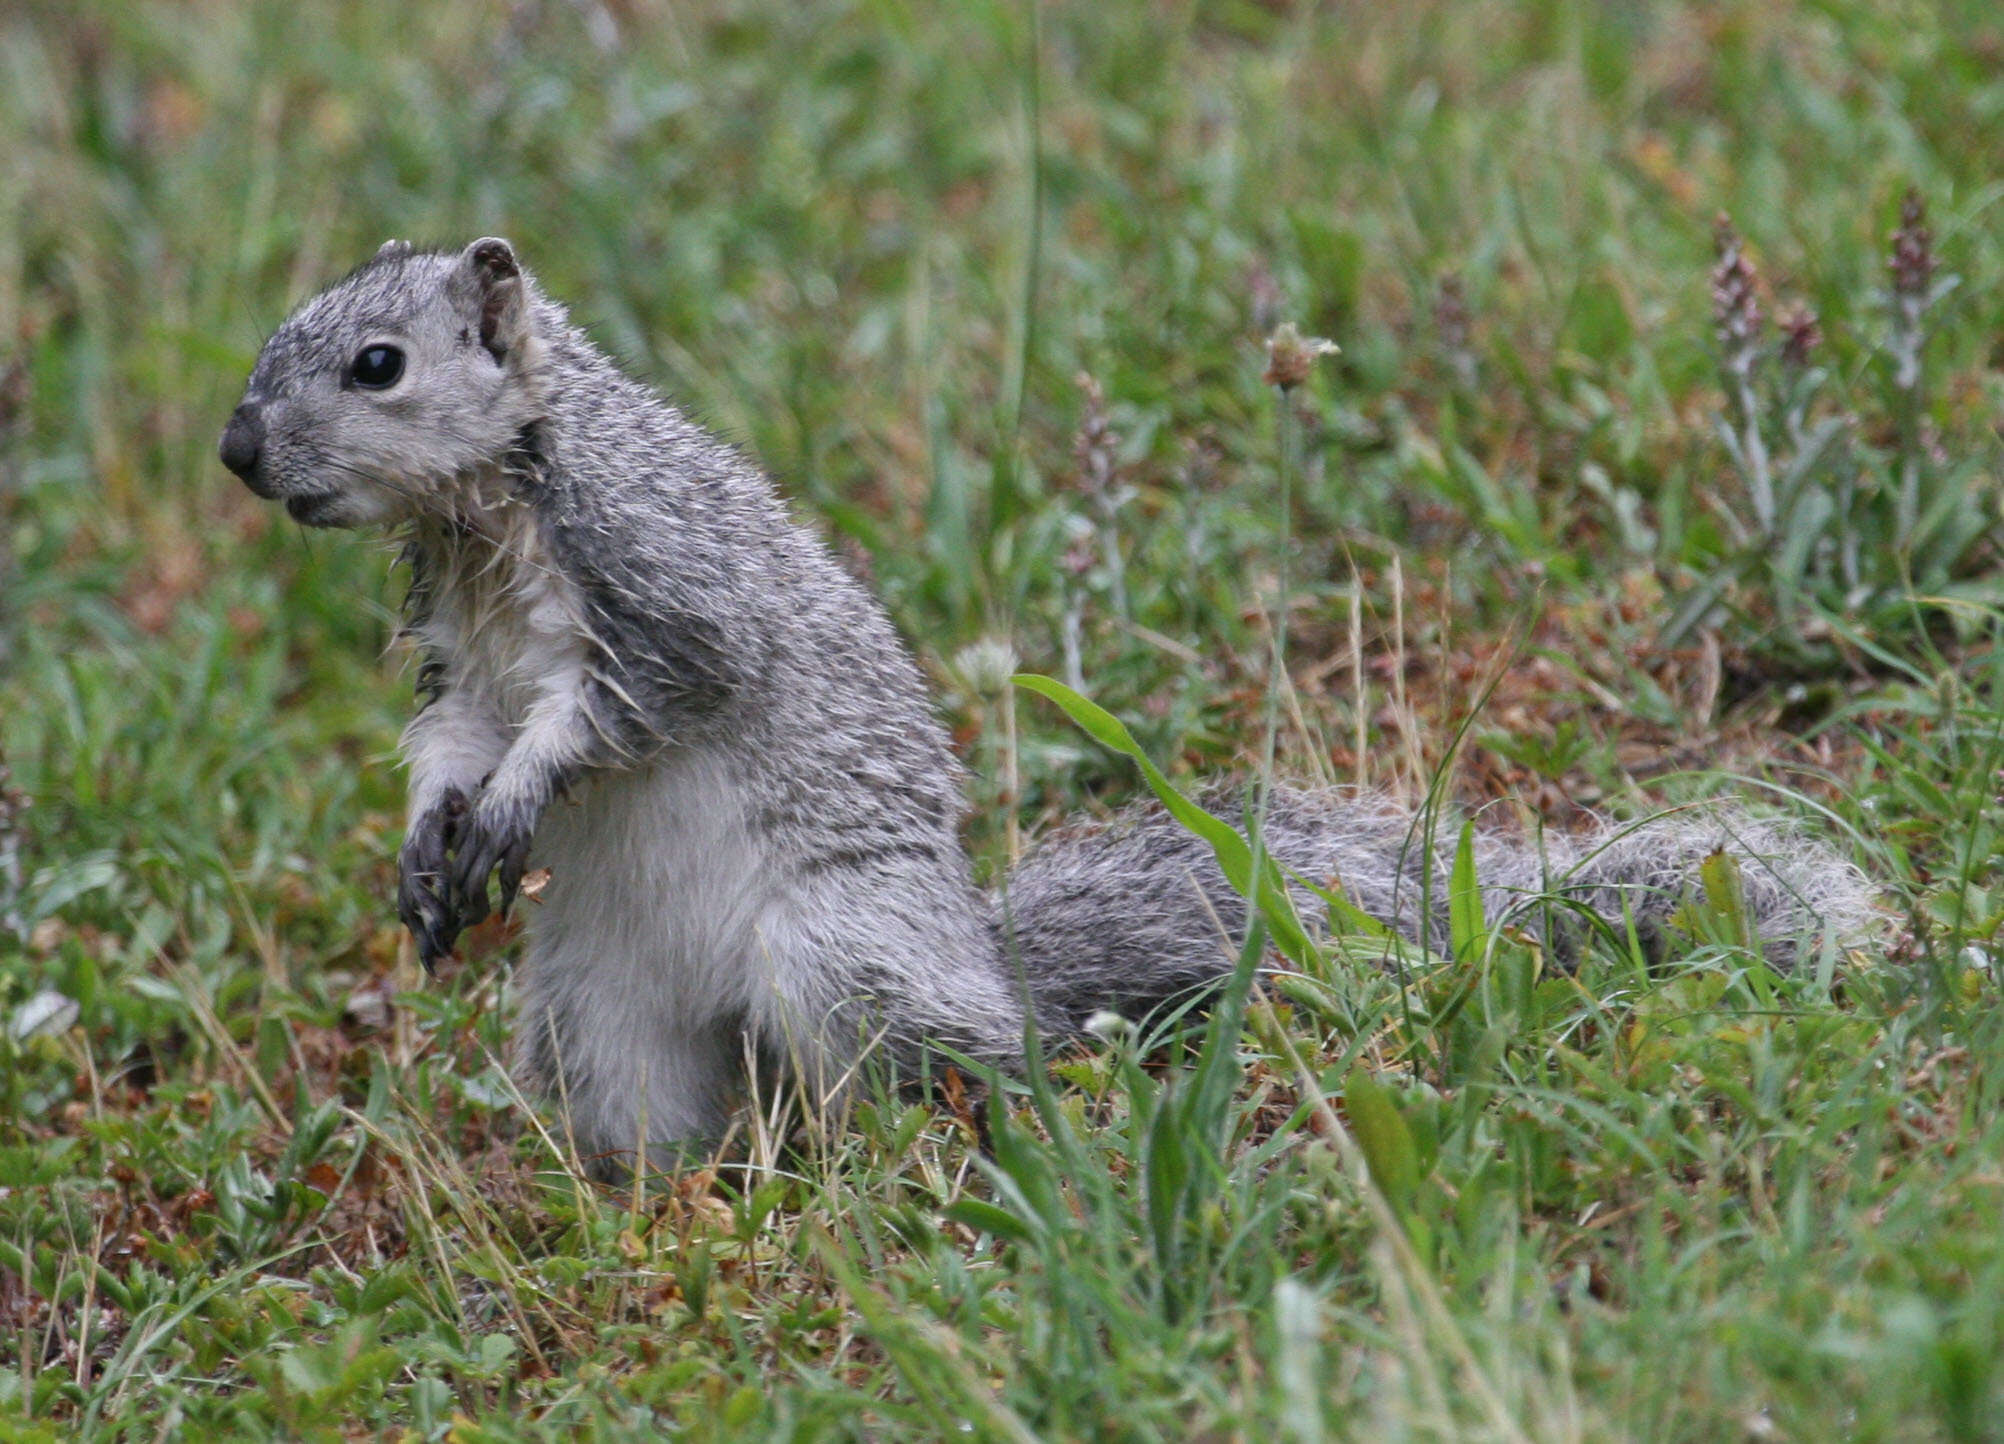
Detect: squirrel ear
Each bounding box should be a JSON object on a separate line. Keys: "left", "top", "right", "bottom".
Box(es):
{"left": 458, "top": 237, "right": 530, "bottom": 363}
{"left": 375, "top": 238, "right": 412, "bottom": 260}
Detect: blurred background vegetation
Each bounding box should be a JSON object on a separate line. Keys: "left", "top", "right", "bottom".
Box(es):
{"left": 2, "top": 0, "right": 2003, "bottom": 1436}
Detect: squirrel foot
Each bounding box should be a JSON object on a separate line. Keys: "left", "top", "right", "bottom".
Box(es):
{"left": 449, "top": 789, "right": 536, "bottom": 930}
{"left": 399, "top": 786, "right": 469, "bottom": 972}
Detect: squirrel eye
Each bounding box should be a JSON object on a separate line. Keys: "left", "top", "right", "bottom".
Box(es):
{"left": 350, "top": 345, "right": 405, "bottom": 390}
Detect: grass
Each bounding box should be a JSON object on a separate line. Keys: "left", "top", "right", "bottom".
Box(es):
{"left": 3, "top": 0, "right": 2003, "bottom": 1436}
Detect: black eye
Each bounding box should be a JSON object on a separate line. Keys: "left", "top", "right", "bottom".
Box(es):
{"left": 350, "top": 345, "right": 405, "bottom": 389}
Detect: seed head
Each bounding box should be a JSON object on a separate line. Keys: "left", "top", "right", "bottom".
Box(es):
{"left": 1711, "top": 215, "right": 1763, "bottom": 379}
{"left": 1072, "top": 372, "right": 1116, "bottom": 503}
{"left": 1777, "top": 301, "right": 1821, "bottom": 370}
{"left": 0, "top": 752, "right": 25, "bottom": 941}
{"left": 1262, "top": 322, "right": 1339, "bottom": 392}
{"left": 953, "top": 637, "right": 1020, "bottom": 699}
{"left": 1888, "top": 188, "right": 1936, "bottom": 304}
{"left": 1886, "top": 189, "right": 1938, "bottom": 394}
{"left": 1083, "top": 1009, "right": 1135, "bottom": 1041}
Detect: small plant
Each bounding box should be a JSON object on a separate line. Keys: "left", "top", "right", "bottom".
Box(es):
{"left": 1665, "top": 197, "right": 2000, "bottom": 660}
{"left": 0, "top": 750, "right": 23, "bottom": 941}
{"left": 1478, "top": 717, "right": 1597, "bottom": 784}
{"left": 1065, "top": 371, "right": 1131, "bottom": 622}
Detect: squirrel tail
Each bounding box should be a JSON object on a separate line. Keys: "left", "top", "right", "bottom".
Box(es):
{"left": 996, "top": 786, "right": 1879, "bottom": 1038}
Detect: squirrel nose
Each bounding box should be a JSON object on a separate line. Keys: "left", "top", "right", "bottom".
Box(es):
{"left": 220, "top": 403, "right": 268, "bottom": 487}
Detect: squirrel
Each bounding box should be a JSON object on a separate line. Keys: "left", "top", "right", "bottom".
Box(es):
{"left": 221, "top": 238, "right": 1876, "bottom": 1172}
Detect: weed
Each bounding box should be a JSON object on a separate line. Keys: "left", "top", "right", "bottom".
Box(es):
{"left": 1665, "top": 199, "right": 2001, "bottom": 664}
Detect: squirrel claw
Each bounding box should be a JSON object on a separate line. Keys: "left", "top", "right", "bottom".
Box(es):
{"left": 413, "top": 920, "right": 448, "bottom": 976}
{"left": 399, "top": 787, "right": 468, "bottom": 972}
{"left": 456, "top": 857, "right": 494, "bottom": 927}
{"left": 399, "top": 881, "right": 460, "bottom": 973}
{"left": 449, "top": 796, "right": 537, "bottom": 932}
{"left": 399, "top": 874, "right": 460, "bottom": 972}
{"left": 496, "top": 836, "right": 531, "bottom": 919}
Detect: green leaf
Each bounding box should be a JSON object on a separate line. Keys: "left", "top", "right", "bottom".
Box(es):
{"left": 942, "top": 1197, "right": 1036, "bottom": 1246}
{"left": 1448, "top": 820, "right": 1485, "bottom": 961}
{"left": 1660, "top": 550, "right": 1758, "bottom": 648}
{"left": 1774, "top": 486, "right": 1834, "bottom": 600}
{"left": 1773, "top": 414, "right": 1849, "bottom": 516}
{"left": 1562, "top": 273, "right": 1634, "bottom": 361}
{"left": 474, "top": 1332, "right": 516, "bottom": 1377}
{"left": 1343, "top": 1068, "right": 1421, "bottom": 1210}
{"left": 1303, "top": 877, "right": 1396, "bottom": 941}
{"left": 1699, "top": 848, "right": 1751, "bottom": 950}
{"left": 723, "top": 1384, "right": 765, "bottom": 1430}
{"left": 1013, "top": 673, "right": 1318, "bottom": 968}
{"left": 1143, "top": 1086, "right": 1191, "bottom": 1280}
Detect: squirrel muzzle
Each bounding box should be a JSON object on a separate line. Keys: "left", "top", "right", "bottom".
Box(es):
{"left": 219, "top": 402, "right": 272, "bottom": 495}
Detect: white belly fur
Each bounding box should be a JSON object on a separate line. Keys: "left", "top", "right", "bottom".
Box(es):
{"left": 510, "top": 743, "right": 790, "bottom": 1154}
{"left": 526, "top": 744, "right": 772, "bottom": 1023}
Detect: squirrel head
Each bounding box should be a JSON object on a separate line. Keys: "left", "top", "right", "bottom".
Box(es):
{"left": 220, "top": 237, "right": 550, "bottom": 528}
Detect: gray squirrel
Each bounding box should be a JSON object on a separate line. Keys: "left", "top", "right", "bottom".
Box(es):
{"left": 220, "top": 238, "right": 1875, "bottom": 1171}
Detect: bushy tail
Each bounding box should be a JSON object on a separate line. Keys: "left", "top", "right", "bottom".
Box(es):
{"left": 997, "top": 786, "right": 1879, "bottom": 1037}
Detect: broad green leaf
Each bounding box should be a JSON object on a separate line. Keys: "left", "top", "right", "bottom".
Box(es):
{"left": 943, "top": 1197, "right": 1036, "bottom": 1247}
{"left": 1143, "top": 1091, "right": 1190, "bottom": 1280}
{"left": 1344, "top": 1067, "right": 1421, "bottom": 1210}
{"left": 1699, "top": 848, "right": 1751, "bottom": 949}
{"left": 1302, "top": 877, "right": 1396, "bottom": 941}
{"left": 1013, "top": 673, "right": 1318, "bottom": 968}
{"left": 1448, "top": 820, "right": 1485, "bottom": 961}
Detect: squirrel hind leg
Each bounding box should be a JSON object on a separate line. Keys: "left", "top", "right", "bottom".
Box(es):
{"left": 739, "top": 964, "right": 1026, "bottom": 1139}
{"left": 740, "top": 872, "right": 1029, "bottom": 1112}
{"left": 516, "top": 987, "right": 746, "bottom": 1179}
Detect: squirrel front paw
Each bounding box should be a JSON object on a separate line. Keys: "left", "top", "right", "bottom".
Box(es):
{"left": 449, "top": 790, "right": 537, "bottom": 930}
{"left": 399, "top": 786, "right": 470, "bottom": 972}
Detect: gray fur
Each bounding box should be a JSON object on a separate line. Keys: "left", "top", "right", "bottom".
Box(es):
{"left": 1006, "top": 789, "right": 1878, "bottom": 1033}
{"left": 224, "top": 239, "right": 1879, "bottom": 1172}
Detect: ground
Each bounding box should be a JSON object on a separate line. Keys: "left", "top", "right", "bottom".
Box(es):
{"left": 2, "top": 0, "right": 2003, "bottom": 1438}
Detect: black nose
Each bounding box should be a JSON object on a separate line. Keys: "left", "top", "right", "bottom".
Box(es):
{"left": 219, "top": 404, "right": 267, "bottom": 486}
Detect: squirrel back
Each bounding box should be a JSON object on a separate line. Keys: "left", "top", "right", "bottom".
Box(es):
{"left": 222, "top": 238, "right": 1877, "bottom": 1171}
